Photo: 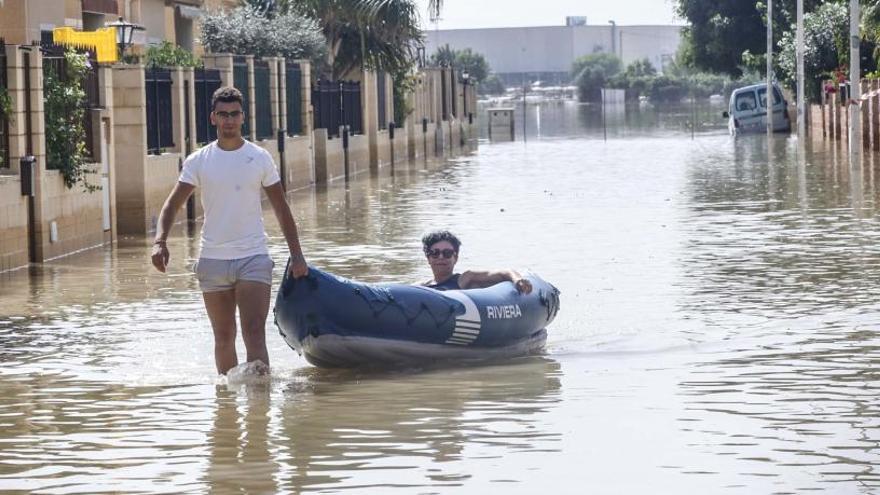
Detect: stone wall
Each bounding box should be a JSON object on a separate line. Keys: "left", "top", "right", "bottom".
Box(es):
{"left": 37, "top": 169, "right": 104, "bottom": 261}
{"left": 0, "top": 43, "right": 476, "bottom": 270}
{"left": 0, "top": 178, "right": 29, "bottom": 272}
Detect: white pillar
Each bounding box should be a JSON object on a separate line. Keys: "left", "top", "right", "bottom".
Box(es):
{"left": 849, "top": 0, "right": 861, "bottom": 161}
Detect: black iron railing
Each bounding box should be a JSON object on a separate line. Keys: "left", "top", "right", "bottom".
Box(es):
{"left": 253, "top": 59, "right": 272, "bottom": 140}
{"left": 42, "top": 43, "right": 101, "bottom": 161}
{"left": 233, "top": 56, "right": 250, "bottom": 137}
{"left": 145, "top": 67, "right": 174, "bottom": 154}
{"left": 341, "top": 81, "right": 362, "bottom": 135}
{"left": 312, "top": 80, "right": 362, "bottom": 138}
{"left": 285, "top": 62, "right": 302, "bottom": 136}
{"left": 377, "top": 70, "right": 387, "bottom": 130}
{"left": 194, "top": 68, "right": 221, "bottom": 144}
{"left": 440, "top": 68, "right": 448, "bottom": 121}
{"left": 0, "top": 38, "right": 8, "bottom": 169}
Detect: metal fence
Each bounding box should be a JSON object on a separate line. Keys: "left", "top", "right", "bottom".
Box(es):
{"left": 440, "top": 68, "right": 448, "bottom": 121}
{"left": 194, "top": 68, "right": 221, "bottom": 144}
{"left": 253, "top": 59, "right": 272, "bottom": 140}
{"left": 285, "top": 62, "right": 302, "bottom": 136}
{"left": 145, "top": 68, "right": 174, "bottom": 154}
{"left": 82, "top": 56, "right": 100, "bottom": 158}
{"left": 312, "top": 80, "right": 362, "bottom": 138}
{"left": 41, "top": 44, "right": 101, "bottom": 161}
{"left": 233, "top": 57, "right": 250, "bottom": 137}
{"left": 377, "top": 70, "right": 387, "bottom": 130}
{"left": 0, "top": 38, "right": 8, "bottom": 170}
{"left": 450, "top": 70, "right": 457, "bottom": 118}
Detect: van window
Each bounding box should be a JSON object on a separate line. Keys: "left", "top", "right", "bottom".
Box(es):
{"left": 757, "top": 87, "right": 782, "bottom": 107}
{"left": 735, "top": 91, "right": 758, "bottom": 112}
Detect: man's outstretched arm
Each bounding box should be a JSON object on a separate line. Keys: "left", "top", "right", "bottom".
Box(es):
{"left": 459, "top": 269, "right": 533, "bottom": 294}
{"left": 151, "top": 181, "right": 195, "bottom": 273}
{"left": 264, "top": 182, "right": 308, "bottom": 278}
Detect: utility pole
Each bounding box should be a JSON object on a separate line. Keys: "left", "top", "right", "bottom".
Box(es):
{"left": 767, "top": 0, "right": 774, "bottom": 136}
{"left": 796, "top": 0, "right": 806, "bottom": 142}
{"left": 849, "top": 0, "right": 862, "bottom": 162}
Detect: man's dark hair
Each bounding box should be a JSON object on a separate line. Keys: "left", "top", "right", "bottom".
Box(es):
{"left": 212, "top": 86, "right": 244, "bottom": 111}
{"left": 422, "top": 230, "right": 461, "bottom": 254}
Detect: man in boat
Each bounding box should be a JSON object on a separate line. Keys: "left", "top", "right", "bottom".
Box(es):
{"left": 421, "top": 230, "right": 533, "bottom": 294}
{"left": 150, "top": 86, "right": 309, "bottom": 375}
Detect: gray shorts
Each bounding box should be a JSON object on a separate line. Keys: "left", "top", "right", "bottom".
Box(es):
{"left": 194, "top": 254, "right": 274, "bottom": 292}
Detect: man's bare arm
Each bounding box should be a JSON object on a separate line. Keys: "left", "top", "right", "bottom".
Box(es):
{"left": 150, "top": 181, "right": 195, "bottom": 272}
{"left": 264, "top": 182, "right": 308, "bottom": 277}
{"left": 459, "top": 269, "right": 533, "bottom": 294}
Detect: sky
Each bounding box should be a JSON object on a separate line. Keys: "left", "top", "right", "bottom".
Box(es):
{"left": 412, "top": 0, "right": 684, "bottom": 30}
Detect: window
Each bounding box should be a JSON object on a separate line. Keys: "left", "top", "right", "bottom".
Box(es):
{"left": 735, "top": 91, "right": 757, "bottom": 112}
{"left": 757, "top": 87, "right": 782, "bottom": 107}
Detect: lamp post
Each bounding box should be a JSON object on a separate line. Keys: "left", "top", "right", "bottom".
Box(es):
{"left": 107, "top": 17, "right": 144, "bottom": 61}
{"left": 608, "top": 20, "right": 617, "bottom": 57}
{"left": 461, "top": 70, "right": 469, "bottom": 117}
{"left": 416, "top": 46, "right": 426, "bottom": 68}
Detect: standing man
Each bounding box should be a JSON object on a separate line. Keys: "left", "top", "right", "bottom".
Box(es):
{"left": 150, "top": 86, "right": 308, "bottom": 375}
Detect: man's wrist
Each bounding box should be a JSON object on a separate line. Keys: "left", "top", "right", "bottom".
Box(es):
{"left": 153, "top": 238, "right": 167, "bottom": 246}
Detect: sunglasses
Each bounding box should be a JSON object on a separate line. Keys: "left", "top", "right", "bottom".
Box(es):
{"left": 426, "top": 248, "right": 456, "bottom": 259}
{"left": 214, "top": 110, "right": 243, "bottom": 120}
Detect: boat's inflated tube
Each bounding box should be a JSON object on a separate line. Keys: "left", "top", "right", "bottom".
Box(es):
{"left": 274, "top": 266, "right": 561, "bottom": 368}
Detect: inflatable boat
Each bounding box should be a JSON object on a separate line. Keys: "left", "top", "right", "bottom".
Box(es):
{"left": 274, "top": 266, "right": 561, "bottom": 368}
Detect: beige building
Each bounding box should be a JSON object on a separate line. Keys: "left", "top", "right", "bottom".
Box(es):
{"left": 0, "top": 0, "right": 204, "bottom": 52}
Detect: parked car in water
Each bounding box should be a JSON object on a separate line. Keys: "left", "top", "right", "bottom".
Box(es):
{"left": 723, "top": 83, "right": 791, "bottom": 135}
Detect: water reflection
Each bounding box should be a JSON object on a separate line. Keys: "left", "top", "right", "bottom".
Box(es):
{"left": 678, "top": 319, "right": 880, "bottom": 490}
{"left": 193, "top": 357, "right": 564, "bottom": 493}
{"left": 274, "top": 357, "right": 561, "bottom": 492}
{"left": 678, "top": 134, "right": 880, "bottom": 321}
{"left": 206, "top": 385, "right": 279, "bottom": 495}
{"left": 478, "top": 100, "right": 728, "bottom": 141}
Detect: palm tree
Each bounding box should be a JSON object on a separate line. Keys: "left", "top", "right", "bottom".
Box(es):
{"left": 287, "top": 0, "right": 423, "bottom": 79}
{"left": 427, "top": 0, "right": 442, "bottom": 22}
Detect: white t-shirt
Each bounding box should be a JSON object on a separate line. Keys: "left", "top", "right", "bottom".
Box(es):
{"left": 179, "top": 140, "right": 281, "bottom": 260}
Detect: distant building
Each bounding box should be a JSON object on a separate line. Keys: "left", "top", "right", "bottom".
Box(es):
{"left": 566, "top": 16, "right": 587, "bottom": 27}
{"left": 425, "top": 21, "right": 683, "bottom": 86}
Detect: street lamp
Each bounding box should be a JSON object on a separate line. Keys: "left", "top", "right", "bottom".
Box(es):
{"left": 107, "top": 16, "right": 144, "bottom": 61}
{"left": 461, "top": 70, "right": 470, "bottom": 117}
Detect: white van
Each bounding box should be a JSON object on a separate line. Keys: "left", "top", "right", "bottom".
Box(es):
{"left": 723, "top": 83, "right": 791, "bottom": 135}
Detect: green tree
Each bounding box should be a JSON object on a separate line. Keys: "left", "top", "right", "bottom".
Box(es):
{"left": 429, "top": 45, "right": 490, "bottom": 83}
{"left": 623, "top": 58, "right": 657, "bottom": 78}
{"left": 572, "top": 53, "right": 622, "bottom": 102}
{"left": 478, "top": 74, "right": 506, "bottom": 95}
{"left": 292, "top": 0, "right": 423, "bottom": 79}
{"left": 145, "top": 41, "right": 201, "bottom": 68}
{"left": 44, "top": 50, "right": 95, "bottom": 190}
{"left": 675, "top": 0, "right": 828, "bottom": 77}
{"left": 777, "top": 2, "right": 849, "bottom": 99}
{"left": 202, "top": 5, "right": 325, "bottom": 63}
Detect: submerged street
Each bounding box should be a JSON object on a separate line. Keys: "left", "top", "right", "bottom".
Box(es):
{"left": 1, "top": 102, "right": 879, "bottom": 493}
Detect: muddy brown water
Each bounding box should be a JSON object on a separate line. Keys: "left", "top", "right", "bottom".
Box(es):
{"left": 0, "top": 102, "right": 878, "bottom": 493}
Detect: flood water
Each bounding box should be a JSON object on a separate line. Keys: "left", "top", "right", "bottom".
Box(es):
{"left": 1, "top": 101, "right": 879, "bottom": 493}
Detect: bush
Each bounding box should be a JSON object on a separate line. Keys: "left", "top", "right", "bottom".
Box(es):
{"left": 777, "top": 3, "right": 849, "bottom": 102}
{"left": 145, "top": 41, "right": 200, "bottom": 68}
{"left": 573, "top": 53, "right": 623, "bottom": 102}
{"left": 201, "top": 5, "right": 325, "bottom": 64}
{"left": 44, "top": 50, "right": 96, "bottom": 191}
{"left": 648, "top": 75, "right": 689, "bottom": 103}
{"left": 478, "top": 74, "right": 505, "bottom": 95}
